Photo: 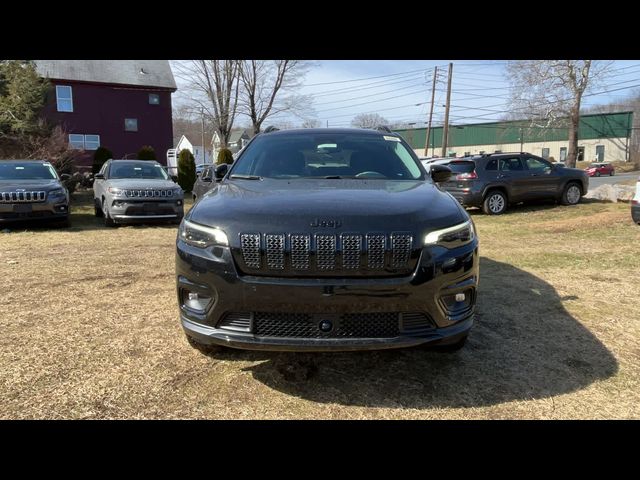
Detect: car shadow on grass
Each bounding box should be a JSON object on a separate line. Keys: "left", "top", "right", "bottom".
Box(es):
{"left": 209, "top": 257, "right": 618, "bottom": 409}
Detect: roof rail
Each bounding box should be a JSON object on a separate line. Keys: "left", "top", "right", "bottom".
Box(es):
{"left": 263, "top": 126, "right": 279, "bottom": 133}
{"left": 375, "top": 125, "right": 393, "bottom": 133}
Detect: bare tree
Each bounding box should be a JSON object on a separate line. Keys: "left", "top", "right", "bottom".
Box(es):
{"left": 350, "top": 113, "right": 390, "bottom": 129}
{"left": 173, "top": 60, "right": 240, "bottom": 148}
{"left": 301, "top": 118, "right": 321, "bottom": 128}
{"left": 237, "top": 60, "right": 313, "bottom": 135}
{"left": 506, "top": 60, "right": 611, "bottom": 167}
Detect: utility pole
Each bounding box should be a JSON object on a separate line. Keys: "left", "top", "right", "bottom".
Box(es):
{"left": 326, "top": 120, "right": 329, "bottom": 128}
{"left": 519, "top": 127, "right": 524, "bottom": 152}
{"left": 424, "top": 66, "right": 438, "bottom": 157}
{"left": 441, "top": 63, "right": 453, "bottom": 157}
{"left": 201, "top": 108, "right": 206, "bottom": 164}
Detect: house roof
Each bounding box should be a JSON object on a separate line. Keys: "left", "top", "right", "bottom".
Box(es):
{"left": 229, "top": 129, "right": 250, "bottom": 143}
{"left": 34, "top": 60, "right": 177, "bottom": 90}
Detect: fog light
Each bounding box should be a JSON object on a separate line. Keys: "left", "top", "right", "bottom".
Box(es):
{"left": 455, "top": 293, "right": 465, "bottom": 302}
{"left": 177, "top": 200, "right": 183, "bottom": 206}
{"left": 182, "top": 289, "right": 213, "bottom": 312}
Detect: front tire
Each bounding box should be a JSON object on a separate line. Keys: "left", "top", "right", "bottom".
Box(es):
{"left": 94, "top": 200, "right": 103, "bottom": 217}
{"left": 187, "top": 336, "right": 224, "bottom": 355}
{"left": 103, "top": 199, "right": 115, "bottom": 227}
{"left": 610, "top": 171, "right": 615, "bottom": 176}
{"left": 425, "top": 334, "right": 468, "bottom": 353}
{"left": 595, "top": 171, "right": 601, "bottom": 177}
{"left": 561, "top": 182, "right": 582, "bottom": 205}
{"left": 482, "top": 190, "right": 507, "bottom": 215}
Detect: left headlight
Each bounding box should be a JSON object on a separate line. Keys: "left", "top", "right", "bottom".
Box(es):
{"left": 424, "top": 220, "right": 475, "bottom": 248}
{"left": 179, "top": 219, "right": 228, "bottom": 248}
{"left": 48, "top": 188, "right": 66, "bottom": 198}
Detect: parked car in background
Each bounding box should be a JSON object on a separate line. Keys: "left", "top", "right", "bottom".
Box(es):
{"left": 93, "top": 159, "right": 184, "bottom": 227}
{"left": 632, "top": 175, "right": 640, "bottom": 225}
{"left": 192, "top": 164, "right": 221, "bottom": 201}
{"left": 177, "top": 127, "right": 478, "bottom": 353}
{"left": 585, "top": 162, "right": 615, "bottom": 177}
{"left": 0, "top": 160, "right": 71, "bottom": 226}
{"left": 421, "top": 157, "right": 452, "bottom": 173}
{"left": 433, "top": 152, "right": 589, "bottom": 215}
{"left": 195, "top": 163, "right": 214, "bottom": 177}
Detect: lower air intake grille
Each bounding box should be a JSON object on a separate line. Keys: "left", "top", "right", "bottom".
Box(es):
{"left": 248, "top": 311, "right": 433, "bottom": 339}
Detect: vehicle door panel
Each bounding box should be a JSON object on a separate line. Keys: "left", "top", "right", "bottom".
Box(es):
{"left": 498, "top": 157, "right": 531, "bottom": 201}
{"left": 523, "top": 156, "right": 561, "bottom": 197}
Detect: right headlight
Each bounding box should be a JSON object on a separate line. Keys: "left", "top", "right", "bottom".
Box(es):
{"left": 179, "top": 219, "right": 228, "bottom": 248}
{"left": 424, "top": 220, "right": 475, "bottom": 248}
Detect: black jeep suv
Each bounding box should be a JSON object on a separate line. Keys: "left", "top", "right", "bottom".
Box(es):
{"left": 176, "top": 128, "right": 479, "bottom": 352}
{"left": 0, "top": 160, "right": 70, "bottom": 225}
{"left": 437, "top": 153, "right": 589, "bottom": 214}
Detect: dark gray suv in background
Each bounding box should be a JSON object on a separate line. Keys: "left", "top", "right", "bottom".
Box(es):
{"left": 437, "top": 152, "right": 589, "bottom": 214}
{"left": 0, "top": 160, "right": 70, "bottom": 226}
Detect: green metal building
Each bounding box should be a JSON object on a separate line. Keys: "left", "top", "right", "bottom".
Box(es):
{"left": 394, "top": 111, "right": 633, "bottom": 162}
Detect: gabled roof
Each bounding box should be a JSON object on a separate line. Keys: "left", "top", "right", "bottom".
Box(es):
{"left": 34, "top": 60, "right": 177, "bottom": 90}
{"left": 229, "top": 129, "right": 250, "bottom": 143}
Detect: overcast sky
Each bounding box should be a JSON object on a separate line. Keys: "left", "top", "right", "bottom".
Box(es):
{"left": 173, "top": 60, "right": 640, "bottom": 128}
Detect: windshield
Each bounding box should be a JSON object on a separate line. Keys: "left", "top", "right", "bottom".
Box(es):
{"left": 0, "top": 162, "right": 58, "bottom": 180}
{"left": 109, "top": 161, "right": 169, "bottom": 180}
{"left": 230, "top": 132, "right": 424, "bottom": 180}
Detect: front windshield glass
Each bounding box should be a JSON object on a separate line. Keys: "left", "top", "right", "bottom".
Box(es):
{"left": 109, "top": 161, "right": 169, "bottom": 180}
{"left": 0, "top": 162, "right": 58, "bottom": 180}
{"left": 231, "top": 132, "right": 424, "bottom": 180}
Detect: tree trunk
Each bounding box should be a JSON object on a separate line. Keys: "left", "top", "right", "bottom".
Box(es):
{"left": 566, "top": 105, "right": 580, "bottom": 168}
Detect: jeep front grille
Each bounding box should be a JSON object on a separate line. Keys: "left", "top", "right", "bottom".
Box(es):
{"left": 236, "top": 232, "right": 415, "bottom": 277}
{"left": 122, "top": 189, "right": 174, "bottom": 198}
{"left": 0, "top": 191, "right": 46, "bottom": 203}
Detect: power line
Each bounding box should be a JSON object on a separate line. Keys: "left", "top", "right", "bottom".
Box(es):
{"left": 313, "top": 81, "right": 426, "bottom": 106}
{"left": 304, "top": 67, "right": 430, "bottom": 86}
{"left": 305, "top": 71, "right": 428, "bottom": 98}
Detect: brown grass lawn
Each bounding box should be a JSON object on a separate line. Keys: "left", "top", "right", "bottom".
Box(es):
{"left": 1, "top": 191, "right": 639, "bottom": 419}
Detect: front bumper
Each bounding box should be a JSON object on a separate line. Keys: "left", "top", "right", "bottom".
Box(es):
{"left": 0, "top": 201, "right": 69, "bottom": 222}
{"left": 176, "top": 237, "right": 479, "bottom": 352}
{"left": 109, "top": 198, "right": 184, "bottom": 223}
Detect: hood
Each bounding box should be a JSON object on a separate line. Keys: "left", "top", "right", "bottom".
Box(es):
{"left": 106, "top": 179, "right": 180, "bottom": 190}
{"left": 0, "top": 179, "right": 62, "bottom": 191}
{"left": 189, "top": 178, "right": 467, "bottom": 242}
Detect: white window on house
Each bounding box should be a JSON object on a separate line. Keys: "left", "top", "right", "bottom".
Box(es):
{"left": 69, "top": 134, "right": 84, "bottom": 149}
{"left": 559, "top": 147, "right": 567, "bottom": 162}
{"left": 68, "top": 134, "right": 100, "bottom": 150}
{"left": 56, "top": 85, "right": 73, "bottom": 112}
{"left": 148, "top": 93, "right": 160, "bottom": 105}
{"left": 84, "top": 135, "right": 100, "bottom": 150}
{"left": 125, "top": 118, "right": 138, "bottom": 132}
{"left": 541, "top": 148, "right": 550, "bottom": 159}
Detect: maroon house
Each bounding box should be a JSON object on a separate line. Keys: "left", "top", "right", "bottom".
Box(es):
{"left": 35, "top": 60, "right": 177, "bottom": 168}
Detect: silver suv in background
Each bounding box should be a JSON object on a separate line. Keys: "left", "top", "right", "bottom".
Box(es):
{"left": 0, "top": 160, "right": 70, "bottom": 226}
{"left": 93, "top": 159, "right": 184, "bottom": 227}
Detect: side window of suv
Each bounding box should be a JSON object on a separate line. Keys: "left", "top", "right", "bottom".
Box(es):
{"left": 499, "top": 157, "right": 524, "bottom": 171}
{"left": 486, "top": 159, "right": 498, "bottom": 171}
{"left": 525, "top": 157, "right": 551, "bottom": 172}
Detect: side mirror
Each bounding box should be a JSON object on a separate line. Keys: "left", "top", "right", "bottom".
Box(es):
{"left": 94, "top": 173, "right": 105, "bottom": 180}
{"left": 60, "top": 173, "right": 72, "bottom": 181}
{"left": 430, "top": 164, "right": 453, "bottom": 183}
{"left": 214, "top": 164, "right": 228, "bottom": 181}
{"left": 171, "top": 175, "right": 178, "bottom": 183}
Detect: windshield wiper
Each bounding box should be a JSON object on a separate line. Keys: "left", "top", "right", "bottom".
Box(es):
{"left": 229, "top": 174, "right": 262, "bottom": 180}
